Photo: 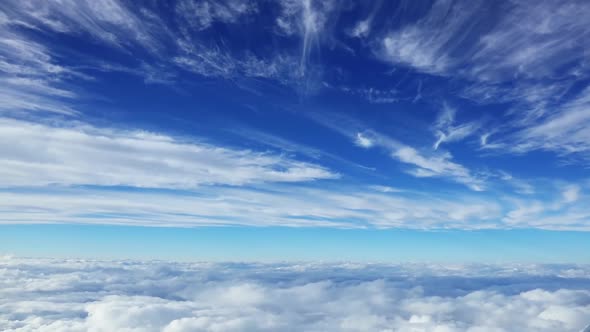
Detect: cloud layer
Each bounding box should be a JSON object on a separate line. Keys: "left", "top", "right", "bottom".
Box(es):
{"left": 1, "top": 257, "right": 590, "bottom": 332}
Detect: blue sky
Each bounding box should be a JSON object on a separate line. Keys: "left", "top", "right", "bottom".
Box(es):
{"left": 0, "top": 0, "right": 589, "bottom": 261}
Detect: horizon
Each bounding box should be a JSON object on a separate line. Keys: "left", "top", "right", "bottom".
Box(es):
{"left": 1, "top": 0, "right": 590, "bottom": 330}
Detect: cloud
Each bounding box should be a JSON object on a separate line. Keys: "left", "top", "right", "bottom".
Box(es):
{"left": 0, "top": 183, "right": 504, "bottom": 228}
{"left": 339, "top": 87, "right": 399, "bottom": 104}
{"left": 393, "top": 146, "right": 484, "bottom": 191}
{"left": 175, "top": 0, "right": 257, "bottom": 31}
{"left": 349, "top": 18, "right": 371, "bottom": 38}
{"left": 1, "top": 257, "right": 590, "bottom": 331}
{"left": 308, "top": 113, "right": 486, "bottom": 191}
{"left": 354, "top": 132, "right": 374, "bottom": 148}
{"left": 0, "top": 117, "right": 337, "bottom": 189}
{"left": 0, "top": 0, "right": 166, "bottom": 51}
{"left": 378, "top": 0, "right": 485, "bottom": 76}
{"left": 507, "top": 87, "right": 590, "bottom": 159}
{"left": 563, "top": 185, "right": 581, "bottom": 204}
{"left": 2, "top": 174, "right": 585, "bottom": 231}
{"left": 0, "top": 31, "right": 79, "bottom": 115}
{"left": 374, "top": 0, "right": 590, "bottom": 163}
{"left": 0, "top": 0, "right": 329, "bottom": 98}
{"left": 368, "top": 185, "right": 400, "bottom": 193}
{"left": 502, "top": 185, "right": 589, "bottom": 230}
{"left": 432, "top": 104, "right": 479, "bottom": 150}
{"left": 365, "top": 133, "right": 485, "bottom": 191}
{"left": 377, "top": 0, "right": 590, "bottom": 82}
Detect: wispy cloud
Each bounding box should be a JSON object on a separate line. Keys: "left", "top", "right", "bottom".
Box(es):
{"left": 393, "top": 146, "right": 485, "bottom": 191}
{"left": 374, "top": 0, "right": 590, "bottom": 163}
{"left": 0, "top": 0, "right": 166, "bottom": 51}
{"left": 378, "top": 0, "right": 485, "bottom": 75}
{"left": 0, "top": 184, "right": 504, "bottom": 228}
{"left": 0, "top": 30, "right": 79, "bottom": 115}
{"left": 0, "top": 118, "right": 337, "bottom": 189}
{"left": 431, "top": 103, "right": 479, "bottom": 150}
{"left": 311, "top": 112, "right": 485, "bottom": 191}
{"left": 376, "top": 0, "right": 590, "bottom": 82}
{"left": 507, "top": 87, "right": 590, "bottom": 159}
{"left": 354, "top": 132, "right": 374, "bottom": 148}
{"left": 502, "top": 183, "right": 589, "bottom": 230}
{"left": 339, "top": 87, "right": 399, "bottom": 104}
{"left": 175, "top": 0, "right": 257, "bottom": 31}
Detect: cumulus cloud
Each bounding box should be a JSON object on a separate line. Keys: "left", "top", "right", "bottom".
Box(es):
{"left": 1, "top": 257, "right": 590, "bottom": 332}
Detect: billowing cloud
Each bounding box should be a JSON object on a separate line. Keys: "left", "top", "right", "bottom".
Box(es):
{"left": 1, "top": 257, "right": 590, "bottom": 331}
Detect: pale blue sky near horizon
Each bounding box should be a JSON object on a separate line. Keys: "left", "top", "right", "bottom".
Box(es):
{"left": 1, "top": 0, "right": 590, "bottom": 263}
{"left": 1, "top": 225, "right": 589, "bottom": 263}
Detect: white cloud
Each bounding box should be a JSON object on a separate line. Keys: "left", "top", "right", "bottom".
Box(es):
{"left": 0, "top": 117, "right": 337, "bottom": 188}
{"left": 0, "top": 0, "right": 166, "bottom": 51}
{"left": 432, "top": 104, "right": 479, "bottom": 150}
{"left": 379, "top": 0, "right": 482, "bottom": 75}
{"left": 1, "top": 257, "right": 590, "bottom": 332}
{"left": 508, "top": 87, "right": 590, "bottom": 159}
{"left": 0, "top": 31, "right": 79, "bottom": 115}
{"left": 354, "top": 132, "right": 374, "bottom": 148}
{"left": 175, "top": 0, "right": 257, "bottom": 31}
{"left": 563, "top": 185, "right": 581, "bottom": 204}
{"left": 375, "top": 0, "right": 590, "bottom": 163}
{"left": 349, "top": 18, "right": 370, "bottom": 38}
{"left": 393, "top": 146, "right": 485, "bottom": 191}
{"left": 275, "top": 0, "right": 336, "bottom": 77}
{"left": 0, "top": 184, "right": 503, "bottom": 228}
{"left": 2, "top": 170, "right": 583, "bottom": 231}
{"left": 377, "top": 0, "right": 590, "bottom": 82}
{"left": 309, "top": 113, "right": 485, "bottom": 191}
{"left": 0, "top": 0, "right": 322, "bottom": 96}
{"left": 369, "top": 185, "right": 400, "bottom": 193}
{"left": 340, "top": 87, "right": 399, "bottom": 104}
{"left": 502, "top": 185, "right": 589, "bottom": 230}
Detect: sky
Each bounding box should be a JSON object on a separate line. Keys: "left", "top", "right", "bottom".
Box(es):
{"left": 1, "top": 0, "right": 590, "bottom": 262}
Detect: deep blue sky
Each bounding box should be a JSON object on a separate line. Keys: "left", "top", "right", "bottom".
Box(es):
{"left": 0, "top": 0, "right": 589, "bottom": 261}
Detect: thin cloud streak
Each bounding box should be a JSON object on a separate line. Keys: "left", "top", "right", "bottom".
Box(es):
{"left": 0, "top": 118, "right": 337, "bottom": 189}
